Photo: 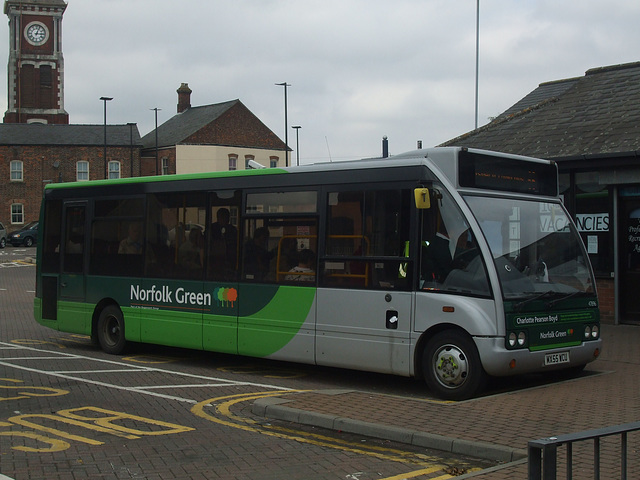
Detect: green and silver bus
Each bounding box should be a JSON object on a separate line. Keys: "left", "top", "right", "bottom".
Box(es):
{"left": 34, "top": 147, "right": 601, "bottom": 400}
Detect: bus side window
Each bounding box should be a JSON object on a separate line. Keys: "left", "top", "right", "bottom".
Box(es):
{"left": 146, "top": 192, "right": 206, "bottom": 279}
{"left": 41, "top": 199, "right": 62, "bottom": 273}
{"left": 241, "top": 190, "right": 318, "bottom": 284}
{"left": 62, "top": 205, "right": 85, "bottom": 274}
{"left": 208, "top": 203, "right": 240, "bottom": 281}
{"left": 89, "top": 198, "right": 144, "bottom": 277}
{"left": 419, "top": 189, "right": 490, "bottom": 296}
{"left": 321, "top": 189, "right": 411, "bottom": 290}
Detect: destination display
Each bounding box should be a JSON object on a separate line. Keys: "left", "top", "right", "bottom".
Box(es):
{"left": 458, "top": 150, "right": 558, "bottom": 196}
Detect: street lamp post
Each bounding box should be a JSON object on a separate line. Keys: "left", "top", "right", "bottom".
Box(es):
{"left": 100, "top": 96, "right": 113, "bottom": 179}
{"left": 275, "top": 82, "right": 290, "bottom": 167}
{"left": 475, "top": 0, "right": 480, "bottom": 130}
{"left": 292, "top": 125, "right": 301, "bottom": 166}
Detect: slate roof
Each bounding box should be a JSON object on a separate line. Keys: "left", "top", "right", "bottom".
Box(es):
{"left": 140, "top": 100, "right": 238, "bottom": 149}
{"left": 0, "top": 123, "right": 143, "bottom": 146}
{"left": 441, "top": 61, "right": 640, "bottom": 161}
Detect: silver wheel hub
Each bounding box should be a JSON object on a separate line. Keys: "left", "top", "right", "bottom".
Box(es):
{"left": 433, "top": 344, "right": 469, "bottom": 388}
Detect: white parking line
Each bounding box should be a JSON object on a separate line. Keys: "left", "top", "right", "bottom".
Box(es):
{"left": 0, "top": 341, "right": 294, "bottom": 405}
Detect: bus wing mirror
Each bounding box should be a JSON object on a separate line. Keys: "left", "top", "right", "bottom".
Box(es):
{"left": 414, "top": 188, "right": 431, "bottom": 209}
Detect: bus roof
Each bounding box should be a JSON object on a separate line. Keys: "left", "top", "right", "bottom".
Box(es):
{"left": 43, "top": 146, "right": 553, "bottom": 192}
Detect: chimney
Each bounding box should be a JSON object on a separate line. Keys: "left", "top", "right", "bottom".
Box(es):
{"left": 177, "top": 83, "right": 192, "bottom": 113}
{"left": 382, "top": 136, "right": 389, "bottom": 158}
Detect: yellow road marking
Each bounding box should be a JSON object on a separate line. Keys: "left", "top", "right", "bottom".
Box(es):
{"left": 192, "top": 391, "right": 477, "bottom": 475}
{"left": 379, "top": 467, "right": 451, "bottom": 480}
{"left": 1, "top": 378, "right": 69, "bottom": 401}
{"left": 122, "top": 354, "right": 181, "bottom": 364}
{"left": 11, "top": 339, "right": 67, "bottom": 349}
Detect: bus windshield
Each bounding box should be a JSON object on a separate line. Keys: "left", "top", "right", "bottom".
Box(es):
{"left": 464, "top": 196, "right": 595, "bottom": 300}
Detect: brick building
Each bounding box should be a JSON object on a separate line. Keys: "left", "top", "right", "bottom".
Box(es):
{"left": 0, "top": 123, "right": 142, "bottom": 230}
{"left": 0, "top": 3, "right": 289, "bottom": 234}
{"left": 441, "top": 61, "right": 640, "bottom": 325}
{"left": 3, "top": 0, "right": 69, "bottom": 124}
{"left": 141, "top": 84, "right": 289, "bottom": 175}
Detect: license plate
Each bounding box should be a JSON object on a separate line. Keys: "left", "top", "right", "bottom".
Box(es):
{"left": 545, "top": 351, "right": 570, "bottom": 366}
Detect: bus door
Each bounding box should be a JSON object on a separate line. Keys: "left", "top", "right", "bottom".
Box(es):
{"left": 315, "top": 188, "right": 414, "bottom": 375}
{"left": 58, "top": 201, "right": 89, "bottom": 333}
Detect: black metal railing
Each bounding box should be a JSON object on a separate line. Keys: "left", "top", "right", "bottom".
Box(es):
{"left": 528, "top": 421, "right": 640, "bottom": 480}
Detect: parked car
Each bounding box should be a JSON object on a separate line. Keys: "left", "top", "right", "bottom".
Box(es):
{"left": 0, "top": 222, "right": 6, "bottom": 248}
{"left": 8, "top": 221, "right": 38, "bottom": 247}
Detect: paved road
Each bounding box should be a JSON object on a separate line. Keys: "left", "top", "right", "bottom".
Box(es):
{"left": 0, "top": 263, "right": 495, "bottom": 479}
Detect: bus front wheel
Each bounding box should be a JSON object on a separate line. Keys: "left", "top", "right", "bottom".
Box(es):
{"left": 423, "top": 330, "right": 486, "bottom": 401}
{"left": 97, "top": 305, "right": 127, "bottom": 355}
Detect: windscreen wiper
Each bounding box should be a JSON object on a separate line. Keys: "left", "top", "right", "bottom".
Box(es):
{"left": 514, "top": 290, "right": 556, "bottom": 311}
{"left": 546, "top": 291, "right": 583, "bottom": 309}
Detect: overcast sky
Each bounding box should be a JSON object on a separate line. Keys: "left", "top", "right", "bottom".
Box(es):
{"left": 2, "top": 0, "right": 640, "bottom": 163}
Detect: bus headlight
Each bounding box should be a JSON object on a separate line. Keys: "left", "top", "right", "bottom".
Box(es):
{"left": 518, "top": 331, "right": 526, "bottom": 346}
{"left": 508, "top": 331, "right": 527, "bottom": 348}
{"left": 591, "top": 325, "right": 599, "bottom": 339}
{"left": 584, "top": 326, "right": 592, "bottom": 339}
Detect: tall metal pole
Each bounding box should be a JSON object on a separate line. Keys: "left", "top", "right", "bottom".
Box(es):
{"left": 475, "top": 0, "right": 480, "bottom": 130}
{"left": 275, "top": 82, "right": 290, "bottom": 167}
{"left": 100, "top": 96, "right": 113, "bottom": 179}
{"left": 292, "top": 125, "right": 301, "bottom": 166}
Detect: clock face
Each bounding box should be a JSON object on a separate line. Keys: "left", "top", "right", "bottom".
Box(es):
{"left": 25, "top": 23, "right": 48, "bottom": 45}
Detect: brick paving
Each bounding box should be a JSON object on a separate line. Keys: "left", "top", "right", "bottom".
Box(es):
{"left": 3, "top": 258, "right": 639, "bottom": 478}
{"left": 255, "top": 325, "right": 640, "bottom": 478}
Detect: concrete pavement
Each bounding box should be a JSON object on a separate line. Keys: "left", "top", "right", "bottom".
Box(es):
{"left": 252, "top": 325, "right": 640, "bottom": 478}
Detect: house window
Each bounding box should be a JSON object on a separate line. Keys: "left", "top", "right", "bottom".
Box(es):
{"left": 229, "top": 155, "right": 238, "bottom": 171}
{"left": 77, "top": 161, "right": 89, "bottom": 181}
{"left": 270, "top": 156, "right": 279, "bottom": 168}
{"left": 244, "top": 155, "right": 255, "bottom": 170}
{"left": 108, "top": 161, "right": 120, "bottom": 179}
{"left": 161, "top": 157, "right": 169, "bottom": 175}
{"left": 10, "top": 160, "right": 23, "bottom": 181}
{"left": 11, "top": 204, "right": 24, "bottom": 224}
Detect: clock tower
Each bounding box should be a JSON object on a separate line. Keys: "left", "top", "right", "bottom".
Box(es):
{"left": 3, "top": 0, "right": 69, "bottom": 124}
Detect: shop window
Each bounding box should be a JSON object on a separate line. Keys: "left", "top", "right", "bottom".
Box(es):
{"left": 575, "top": 171, "right": 612, "bottom": 276}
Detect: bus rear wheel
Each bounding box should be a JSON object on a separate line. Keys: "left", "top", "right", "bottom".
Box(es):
{"left": 97, "top": 305, "right": 127, "bottom": 355}
{"left": 423, "top": 330, "right": 486, "bottom": 401}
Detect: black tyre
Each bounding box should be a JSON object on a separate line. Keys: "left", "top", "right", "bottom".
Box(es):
{"left": 423, "top": 330, "right": 487, "bottom": 401}
{"left": 24, "top": 236, "right": 33, "bottom": 247}
{"left": 97, "top": 305, "right": 127, "bottom": 354}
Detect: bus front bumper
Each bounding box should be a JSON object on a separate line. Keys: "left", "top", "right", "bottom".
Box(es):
{"left": 475, "top": 336, "right": 603, "bottom": 377}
